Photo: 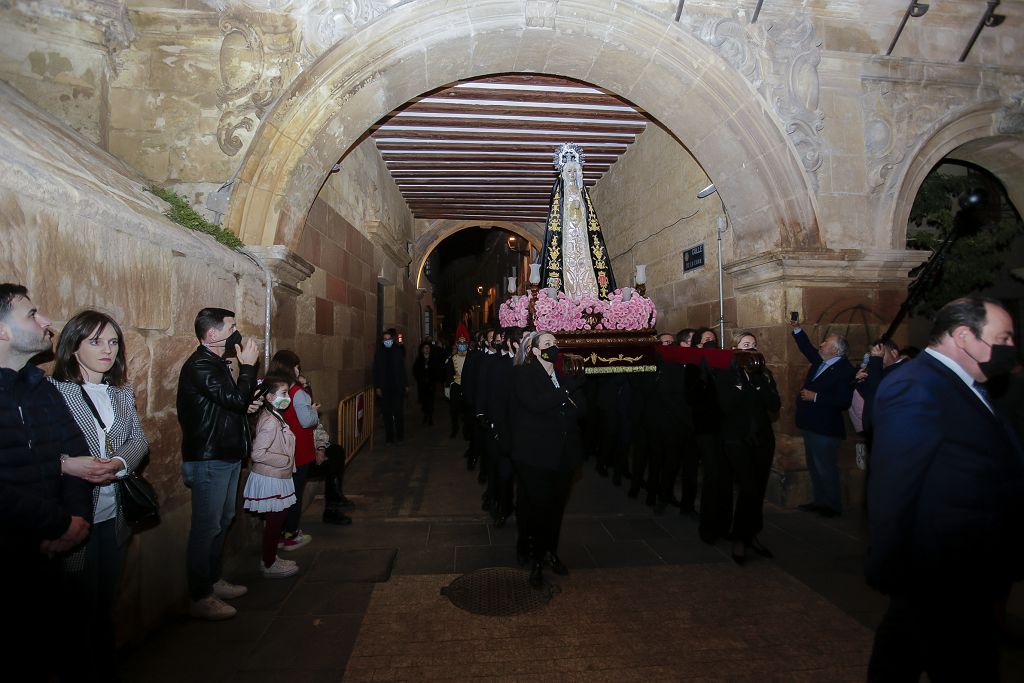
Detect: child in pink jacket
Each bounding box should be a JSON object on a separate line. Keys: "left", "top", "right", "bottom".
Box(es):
{"left": 243, "top": 377, "right": 299, "bottom": 578}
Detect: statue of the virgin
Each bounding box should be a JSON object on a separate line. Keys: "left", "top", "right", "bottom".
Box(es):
{"left": 538, "top": 143, "right": 617, "bottom": 299}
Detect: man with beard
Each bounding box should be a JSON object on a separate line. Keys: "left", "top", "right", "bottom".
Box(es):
{"left": 0, "top": 284, "right": 94, "bottom": 678}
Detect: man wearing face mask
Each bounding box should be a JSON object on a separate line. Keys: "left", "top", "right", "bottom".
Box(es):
{"left": 177, "top": 307, "right": 260, "bottom": 620}
{"left": 373, "top": 328, "right": 408, "bottom": 444}
{"left": 866, "top": 296, "right": 1024, "bottom": 681}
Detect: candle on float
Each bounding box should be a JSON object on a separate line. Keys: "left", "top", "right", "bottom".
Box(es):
{"left": 635, "top": 264, "right": 647, "bottom": 285}
{"left": 529, "top": 263, "right": 541, "bottom": 285}
{"left": 506, "top": 276, "right": 516, "bottom": 293}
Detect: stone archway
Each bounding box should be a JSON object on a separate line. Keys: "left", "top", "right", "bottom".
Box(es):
{"left": 412, "top": 220, "right": 544, "bottom": 289}
{"left": 225, "top": 0, "right": 820, "bottom": 256}
{"left": 884, "top": 101, "right": 1024, "bottom": 248}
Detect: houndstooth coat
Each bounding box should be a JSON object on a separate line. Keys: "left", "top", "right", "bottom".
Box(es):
{"left": 48, "top": 378, "right": 149, "bottom": 570}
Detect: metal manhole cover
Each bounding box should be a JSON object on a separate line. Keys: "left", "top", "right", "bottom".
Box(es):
{"left": 441, "top": 567, "right": 560, "bottom": 616}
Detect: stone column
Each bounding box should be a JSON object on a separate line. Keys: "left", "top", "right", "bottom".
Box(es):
{"left": 244, "top": 244, "right": 315, "bottom": 345}
{"left": 725, "top": 247, "right": 929, "bottom": 509}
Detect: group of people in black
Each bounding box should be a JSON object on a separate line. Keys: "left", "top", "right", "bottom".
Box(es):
{"left": 392, "top": 322, "right": 784, "bottom": 584}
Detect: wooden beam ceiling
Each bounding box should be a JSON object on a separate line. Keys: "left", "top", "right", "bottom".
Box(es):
{"left": 371, "top": 74, "right": 648, "bottom": 222}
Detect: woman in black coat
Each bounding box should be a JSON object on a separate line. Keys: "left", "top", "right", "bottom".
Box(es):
{"left": 412, "top": 342, "right": 441, "bottom": 425}
{"left": 511, "top": 331, "right": 586, "bottom": 588}
{"left": 714, "top": 331, "right": 781, "bottom": 564}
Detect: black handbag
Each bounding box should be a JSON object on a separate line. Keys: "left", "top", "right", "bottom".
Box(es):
{"left": 119, "top": 471, "right": 160, "bottom": 525}
{"left": 78, "top": 385, "right": 159, "bottom": 525}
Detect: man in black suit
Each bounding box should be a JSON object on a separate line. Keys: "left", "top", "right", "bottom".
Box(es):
{"left": 789, "top": 320, "right": 855, "bottom": 517}
{"left": 866, "top": 296, "right": 1022, "bottom": 681}
{"left": 855, "top": 337, "right": 906, "bottom": 442}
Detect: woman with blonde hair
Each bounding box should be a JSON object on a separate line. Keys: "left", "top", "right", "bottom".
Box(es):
{"left": 511, "top": 331, "right": 586, "bottom": 587}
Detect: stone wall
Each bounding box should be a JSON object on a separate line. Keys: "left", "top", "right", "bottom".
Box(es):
{"left": 0, "top": 80, "right": 404, "bottom": 641}
{"left": 590, "top": 124, "right": 724, "bottom": 336}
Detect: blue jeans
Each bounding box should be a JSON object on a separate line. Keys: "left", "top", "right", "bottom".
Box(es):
{"left": 802, "top": 430, "right": 842, "bottom": 512}
{"left": 182, "top": 460, "right": 241, "bottom": 600}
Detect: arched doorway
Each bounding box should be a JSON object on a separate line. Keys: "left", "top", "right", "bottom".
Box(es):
{"left": 224, "top": 0, "right": 820, "bottom": 256}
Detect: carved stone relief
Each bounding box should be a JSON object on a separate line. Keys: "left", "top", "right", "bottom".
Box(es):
{"left": 861, "top": 79, "right": 984, "bottom": 197}
{"left": 692, "top": 14, "right": 825, "bottom": 189}
{"left": 215, "top": 10, "right": 301, "bottom": 156}
{"left": 996, "top": 92, "right": 1024, "bottom": 135}
{"left": 203, "top": 0, "right": 400, "bottom": 62}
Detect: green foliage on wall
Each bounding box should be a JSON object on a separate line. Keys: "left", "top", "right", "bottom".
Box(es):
{"left": 906, "top": 170, "right": 1022, "bottom": 316}
{"left": 149, "top": 185, "right": 244, "bottom": 249}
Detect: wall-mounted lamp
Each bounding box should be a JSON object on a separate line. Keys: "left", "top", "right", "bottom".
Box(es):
{"left": 886, "top": 1, "right": 929, "bottom": 56}
{"left": 959, "top": 0, "right": 1004, "bottom": 62}
{"left": 507, "top": 236, "right": 517, "bottom": 248}
{"left": 476, "top": 285, "right": 484, "bottom": 295}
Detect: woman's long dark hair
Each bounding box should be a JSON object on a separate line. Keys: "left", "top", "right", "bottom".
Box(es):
{"left": 52, "top": 310, "right": 128, "bottom": 386}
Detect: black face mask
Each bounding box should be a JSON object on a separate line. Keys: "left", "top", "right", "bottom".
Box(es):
{"left": 539, "top": 345, "right": 559, "bottom": 363}
{"left": 210, "top": 330, "right": 243, "bottom": 354}
{"left": 976, "top": 340, "right": 1018, "bottom": 380}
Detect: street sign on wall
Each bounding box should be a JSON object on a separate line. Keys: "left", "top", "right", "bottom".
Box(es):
{"left": 683, "top": 244, "right": 705, "bottom": 272}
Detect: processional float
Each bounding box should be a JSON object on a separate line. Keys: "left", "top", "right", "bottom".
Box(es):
{"left": 498, "top": 143, "right": 761, "bottom": 374}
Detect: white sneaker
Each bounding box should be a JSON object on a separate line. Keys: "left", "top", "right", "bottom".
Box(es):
{"left": 189, "top": 595, "right": 237, "bottom": 621}
{"left": 261, "top": 557, "right": 299, "bottom": 579}
{"left": 212, "top": 578, "right": 248, "bottom": 600}
{"left": 278, "top": 531, "right": 312, "bottom": 551}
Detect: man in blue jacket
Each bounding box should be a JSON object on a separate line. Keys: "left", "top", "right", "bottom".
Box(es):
{"left": 0, "top": 283, "right": 94, "bottom": 677}
{"left": 789, "top": 319, "right": 855, "bottom": 517}
{"left": 866, "top": 296, "right": 1022, "bottom": 680}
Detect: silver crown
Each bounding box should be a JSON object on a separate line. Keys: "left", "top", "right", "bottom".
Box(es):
{"left": 553, "top": 142, "right": 585, "bottom": 170}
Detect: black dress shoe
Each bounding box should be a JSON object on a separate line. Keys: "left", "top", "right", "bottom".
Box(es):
{"left": 322, "top": 510, "right": 353, "bottom": 526}
{"left": 494, "top": 515, "right": 506, "bottom": 529}
{"left": 817, "top": 507, "right": 840, "bottom": 518}
{"left": 731, "top": 552, "right": 746, "bottom": 566}
{"left": 796, "top": 503, "right": 820, "bottom": 513}
{"left": 749, "top": 538, "right": 774, "bottom": 558}
{"left": 529, "top": 562, "right": 544, "bottom": 588}
{"left": 543, "top": 552, "right": 569, "bottom": 576}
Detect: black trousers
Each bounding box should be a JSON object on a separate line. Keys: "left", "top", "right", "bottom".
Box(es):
{"left": 486, "top": 440, "right": 514, "bottom": 516}
{"left": 380, "top": 392, "right": 405, "bottom": 442}
{"left": 417, "top": 381, "right": 436, "bottom": 423}
{"left": 514, "top": 461, "right": 574, "bottom": 563}
{"left": 697, "top": 433, "right": 731, "bottom": 542}
{"left": 868, "top": 592, "right": 1000, "bottom": 682}
{"left": 449, "top": 384, "right": 469, "bottom": 438}
{"left": 322, "top": 443, "right": 347, "bottom": 508}
{"left": 284, "top": 461, "right": 312, "bottom": 534}
{"left": 678, "top": 437, "right": 701, "bottom": 512}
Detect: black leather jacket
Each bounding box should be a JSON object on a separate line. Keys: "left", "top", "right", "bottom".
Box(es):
{"left": 176, "top": 346, "right": 257, "bottom": 462}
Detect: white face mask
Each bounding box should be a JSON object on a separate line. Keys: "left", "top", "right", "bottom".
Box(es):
{"left": 271, "top": 396, "right": 291, "bottom": 410}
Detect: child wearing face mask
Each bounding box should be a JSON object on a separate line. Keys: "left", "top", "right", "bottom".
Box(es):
{"left": 243, "top": 376, "right": 299, "bottom": 578}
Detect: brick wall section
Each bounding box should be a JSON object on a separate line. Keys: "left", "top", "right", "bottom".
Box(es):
{"left": 298, "top": 197, "right": 379, "bottom": 401}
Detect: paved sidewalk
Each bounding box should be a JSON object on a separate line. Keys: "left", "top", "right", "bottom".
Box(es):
{"left": 117, "top": 414, "right": 1024, "bottom": 681}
